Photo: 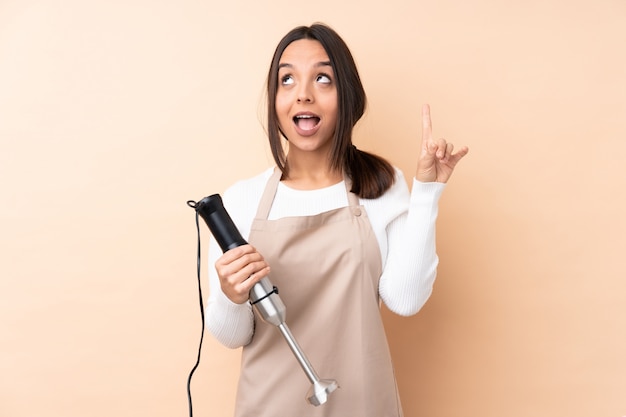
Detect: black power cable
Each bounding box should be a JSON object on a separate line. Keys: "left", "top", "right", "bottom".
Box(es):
{"left": 186, "top": 202, "right": 205, "bottom": 417}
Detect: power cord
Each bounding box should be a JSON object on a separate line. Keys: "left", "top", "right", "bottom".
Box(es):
{"left": 186, "top": 203, "right": 205, "bottom": 417}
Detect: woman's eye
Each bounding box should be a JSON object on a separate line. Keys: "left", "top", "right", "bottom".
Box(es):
{"left": 316, "top": 74, "right": 331, "bottom": 84}
{"left": 281, "top": 75, "right": 294, "bottom": 85}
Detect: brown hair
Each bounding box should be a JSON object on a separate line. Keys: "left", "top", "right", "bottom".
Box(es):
{"left": 266, "top": 23, "right": 395, "bottom": 199}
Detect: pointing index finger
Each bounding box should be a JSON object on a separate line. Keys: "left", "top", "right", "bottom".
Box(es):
{"left": 422, "top": 104, "right": 433, "bottom": 144}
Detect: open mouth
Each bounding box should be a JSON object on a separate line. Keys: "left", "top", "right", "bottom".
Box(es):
{"left": 293, "top": 114, "right": 321, "bottom": 131}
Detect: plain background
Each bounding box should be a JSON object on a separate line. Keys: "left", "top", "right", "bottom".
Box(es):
{"left": 1, "top": 0, "right": 625, "bottom": 416}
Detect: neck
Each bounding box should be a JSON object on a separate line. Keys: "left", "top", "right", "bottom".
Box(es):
{"left": 282, "top": 155, "right": 342, "bottom": 190}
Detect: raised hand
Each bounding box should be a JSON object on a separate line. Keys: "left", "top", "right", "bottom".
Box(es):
{"left": 214, "top": 244, "right": 271, "bottom": 304}
{"left": 416, "top": 104, "right": 469, "bottom": 183}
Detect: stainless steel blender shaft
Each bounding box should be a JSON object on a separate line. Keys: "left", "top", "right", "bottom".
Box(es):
{"left": 250, "top": 277, "right": 339, "bottom": 406}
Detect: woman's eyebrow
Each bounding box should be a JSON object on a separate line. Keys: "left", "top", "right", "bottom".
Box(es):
{"left": 278, "top": 61, "right": 332, "bottom": 69}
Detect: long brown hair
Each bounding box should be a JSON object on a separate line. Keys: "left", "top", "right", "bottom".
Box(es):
{"left": 266, "top": 23, "right": 395, "bottom": 199}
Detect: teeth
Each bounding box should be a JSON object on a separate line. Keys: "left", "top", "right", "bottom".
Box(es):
{"left": 296, "top": 115, "right": 315, "bottom": 119}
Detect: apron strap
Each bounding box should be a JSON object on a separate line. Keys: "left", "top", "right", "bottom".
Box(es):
{"left": 254, "top": 167, "right": 282, "bottom": 220}
{"left": 343, "top": 175, "right": 361, "bottom": 210}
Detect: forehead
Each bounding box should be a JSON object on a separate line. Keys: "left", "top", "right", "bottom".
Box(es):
{"left": 279, "top": 39, "right": 330, "bottom": 66}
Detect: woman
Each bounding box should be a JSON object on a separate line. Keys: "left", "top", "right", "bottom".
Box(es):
{"left": 206, "top": 23, "right": 468, "bottom": 417}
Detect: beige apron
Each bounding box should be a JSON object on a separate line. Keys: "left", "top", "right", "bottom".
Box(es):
{"left": 234, "top": 169, "right": 403, "bottom": 417}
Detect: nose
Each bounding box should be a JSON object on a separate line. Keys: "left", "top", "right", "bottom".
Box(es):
{"left": 296, "top": 83, "right": 313, "bottom": 103}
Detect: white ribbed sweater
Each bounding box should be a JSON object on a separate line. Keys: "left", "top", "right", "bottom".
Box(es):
{"left": 206, "top": 167, "right": 445, "bottom": 348}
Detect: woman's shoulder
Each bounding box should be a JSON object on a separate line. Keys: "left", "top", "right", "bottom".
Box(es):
{"left": 222, "top": 167, "right": 273, "bottom": 213}
{"left": 376, "top": 166, "right": 410, "bottom": 202}
{"left": 219, "top": 167, "right": 275, "bottom": 237}
{"left": 360, "top": 167, "right": 409, "bottom": 214}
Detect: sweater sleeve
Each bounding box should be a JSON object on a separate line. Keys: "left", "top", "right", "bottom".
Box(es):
{"left": 377, "top": 177, "right": 446, "bottom": 316}
{"left": 205, "top": 234, "right": 255, "bottom": 349}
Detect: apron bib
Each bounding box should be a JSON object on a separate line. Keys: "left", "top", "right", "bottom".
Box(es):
{"left": 234, "top": 169, "right": 403, "bottom": 417}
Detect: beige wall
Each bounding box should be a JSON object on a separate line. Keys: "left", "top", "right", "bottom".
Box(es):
{"left": 1, "top": 0, "right": 625, "bottom": 416}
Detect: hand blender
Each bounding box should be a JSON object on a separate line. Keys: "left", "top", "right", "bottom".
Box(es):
{"left": 188, "top": 194, "right": 339, "bottom": 406}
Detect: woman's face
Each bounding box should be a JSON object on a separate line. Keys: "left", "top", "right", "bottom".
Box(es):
{"left": 275, "top": 39, "right": 338, "bottom": 159}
